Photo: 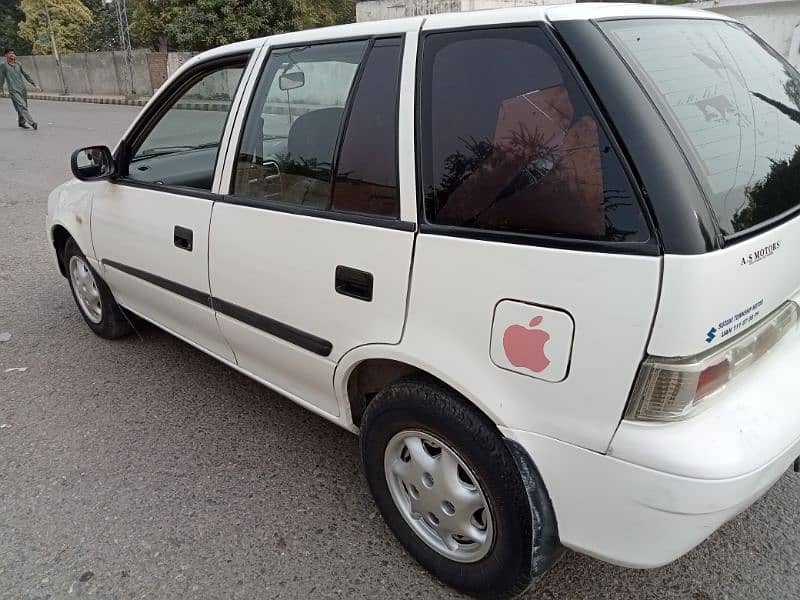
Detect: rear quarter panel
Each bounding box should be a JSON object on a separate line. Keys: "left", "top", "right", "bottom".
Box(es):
{"left": 378, "top": 234, "right": 661, "bottom": 452}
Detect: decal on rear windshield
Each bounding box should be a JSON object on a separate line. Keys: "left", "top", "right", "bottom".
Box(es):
{"left": 706, "top": 299, "right": 764, "bottom": 343}
{"left": 740, "top": 241, "right": 780, "bottom": 266}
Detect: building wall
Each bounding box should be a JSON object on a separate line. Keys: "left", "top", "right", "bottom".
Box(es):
{"left": 18, "top": 50, "right": 153, "bottom": 96}
{"left": 692, "top": 0, "right": 800, "bottom": 70}
{"left": 167, "top": 52, "right": 195, "bottom": 78}
{"left": 356, "top": 0, "right": 571, "bottom": 22}
{"left": 15, "top": 50, "right": 199, "bottom": 96}
{"left": 147, "top": 53, "right": 169, "bottom": 90}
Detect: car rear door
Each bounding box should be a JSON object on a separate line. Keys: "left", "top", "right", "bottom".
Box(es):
{"left": 209, "top": 34, "right": 416, "bottom": 417}
{"left": 90, "top": 52, "right": 255, "bottom": 360}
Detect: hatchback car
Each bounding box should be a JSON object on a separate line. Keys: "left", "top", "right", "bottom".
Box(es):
{"left": 47, "top": 3, "right": 800, "bottom": 597}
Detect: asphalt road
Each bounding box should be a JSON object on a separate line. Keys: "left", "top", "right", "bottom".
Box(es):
{"left": 1, "top": 99, "right": 799, "bottom": 600}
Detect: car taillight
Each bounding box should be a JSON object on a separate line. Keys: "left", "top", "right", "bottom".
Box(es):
{"left": 626, "top": 301, "right": 799, "bottom": 422}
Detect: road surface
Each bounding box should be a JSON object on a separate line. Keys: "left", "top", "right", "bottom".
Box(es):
{"left": 1, "top": 100, "right": 799, "bottom": 599}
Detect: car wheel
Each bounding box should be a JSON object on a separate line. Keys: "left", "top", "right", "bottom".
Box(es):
{"left": 64, "top": 238, "right": 132, "bottom": 339}
{"left": 360, "top": 376, "right": 560, "bottom": 598}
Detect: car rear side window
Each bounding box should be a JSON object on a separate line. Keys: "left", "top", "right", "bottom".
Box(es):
{"left": 602, "top": 19, "right": 800, "bottom": 237}
{"left": 419, "top": 27, "right": 650, "bottom": 243}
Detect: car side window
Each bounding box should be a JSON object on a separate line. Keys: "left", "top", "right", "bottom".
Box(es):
{"left": 331, "top": 38, "right": 402, "bottom": 218}
{"left": 232, "top": 38, "right": 403, "bottom": 220}
{"left": 232, "top": 41, "right": 367, "bottom": 209}
{"left": 126, "top": 64, "right": 245, "bottom": 191}
{"left": 420, "top": 27, "right": 650, "bottom": 242}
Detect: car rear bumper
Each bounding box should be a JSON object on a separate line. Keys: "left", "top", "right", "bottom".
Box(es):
{"left": 501, "top": 301, "right": 800, "bottom": 567}
{"left": 609, "top": 306, "right": 800, "bottom": 479}
{"left": 501, "top": 425, "right": 799, "bottom": 568}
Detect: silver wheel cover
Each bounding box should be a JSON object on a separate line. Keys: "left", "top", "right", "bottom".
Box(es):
{"left": 384, "top": 430, "right": 494, "bottom": 562}
{"left": 69, "top": 255, "right": 103, "bottom": 324}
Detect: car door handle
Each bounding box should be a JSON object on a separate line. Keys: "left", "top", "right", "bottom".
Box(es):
{"left": 174, "top": 226, "right": 193, "bottom": 251}
{"left": 335, "top": 265, "right": 373, "bottom": 302}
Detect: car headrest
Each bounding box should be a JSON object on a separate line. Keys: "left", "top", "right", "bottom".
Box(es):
{"left": 286, "top": 107, "right": 343, "bottom": 169}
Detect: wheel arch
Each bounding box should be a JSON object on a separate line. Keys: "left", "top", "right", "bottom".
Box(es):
{"left": 51, "top": 224, "right": 72, "bottom": 277}
{"left": 335, "top": 346, "right": 504, "bottom": 431}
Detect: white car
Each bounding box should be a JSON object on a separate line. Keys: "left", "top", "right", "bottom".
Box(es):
{"left": 47, "top": 3, "right": 800, "bottom": 597}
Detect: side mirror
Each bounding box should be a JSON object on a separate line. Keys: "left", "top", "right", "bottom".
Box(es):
{"left": 71, "top": 145, "right": 115, "bottom": 181}
{"left": 279, "top": 71, "right": 305, "bottom": 91}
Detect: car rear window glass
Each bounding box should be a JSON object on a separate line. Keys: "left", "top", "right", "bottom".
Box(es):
{"left": 419, "top": 26, "right": 650, "bottom": 243}
{"left": 601, "top": 19, "right": 800, "bottom": 237}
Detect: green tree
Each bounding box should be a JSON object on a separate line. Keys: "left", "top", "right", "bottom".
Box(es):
{"left": 167, "top": 0, "right": 299, "bottom": 51}
{"left": 81, "top": 0, "right": 118, "bottom": 52}
{"left": 130, "top": 0, "right": 171, "bottom": 51}
{"left": 298, "top": 0, "right": 354, "bottom": 29}
{"left": 733, "top": 147, "right": 800, "bottom": 232}
{"left": 131, "top": 0, "right": 354, "bottom": 52}
{"left": 732, "top": 90, "right": 800, "bottom": 232}
{"left": 18, "top": 0, "right": 93, "bottom": 54}
{"left": 0, "top": 0, "right": 31, "bottom": 54}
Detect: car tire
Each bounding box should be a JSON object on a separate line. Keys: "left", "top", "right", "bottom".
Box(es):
{"left": 360, "top": 376, "right": 560, "bottom": 599}
{"left": 64, "top": 238, "right": 132, "bottom": 340}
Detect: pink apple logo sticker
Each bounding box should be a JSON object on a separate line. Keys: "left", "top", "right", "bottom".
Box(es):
{"left": 503, "top": 316, "right": 551, "bottom": 373}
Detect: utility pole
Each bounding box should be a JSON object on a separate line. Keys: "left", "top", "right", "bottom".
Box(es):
{"left": 104, "top": 0, "right": 135, "bottom": 97}
{"left": 42, "top": 0, "right": 68, "bottom": 95}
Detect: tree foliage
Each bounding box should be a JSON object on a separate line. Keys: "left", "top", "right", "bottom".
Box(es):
{"left": 169, "top": 0, "right": 296, "bottom": 50}
{"left": 298, "top": 0, "right": 354, "bottom": 29}
{"left": 131, "top": 0, "right": 354, "bottom": 52}
{"left": 18, "top": 0, "right": 93, "bottom": 54}
{"left": 732, "top": 88, "right": 800, "bottom": 232}
{"left": 82, "top": 0, "right": 120, "bottom": 52}
{"left": 129, "top": 0, "right": 170, "bottom": 51}
{"left": 6, "top": 0, "right": 355, "bottom": 55}
{"left": 733, "top": 146, "right": 800, "bottom": 231}
{"left": 1, "top": 0, "right": 31, "bottom": 53}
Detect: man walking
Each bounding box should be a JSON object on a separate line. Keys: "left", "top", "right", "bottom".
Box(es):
{"left": 0, "top": 48, "right": 39, "bottom": 130}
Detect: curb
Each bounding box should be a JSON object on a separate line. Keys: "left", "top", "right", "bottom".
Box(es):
{"left": 28, "top": 94, "right": 150, "bottom": 106}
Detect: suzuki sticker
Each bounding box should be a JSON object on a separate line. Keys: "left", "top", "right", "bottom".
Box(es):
{"left": 705, "top": 299, "right": 764, "bottom": 344}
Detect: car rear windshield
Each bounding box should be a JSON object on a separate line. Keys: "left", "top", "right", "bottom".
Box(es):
{"left": 601, "top": 18, "right": 800, "bottom": 238}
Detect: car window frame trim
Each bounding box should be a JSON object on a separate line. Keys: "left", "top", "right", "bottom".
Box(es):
{"left": 219, "top": 193, "right": 416, "bottom": 231}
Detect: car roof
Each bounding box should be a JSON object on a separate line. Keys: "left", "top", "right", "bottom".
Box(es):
{"left": 424, "top": 2, "right": 731, "bottom": 29}
{"left": 546, "top": 2, "right": 733, "bottom": 22}
{"left": 195, "top": 2, "right": 732, "bottom": 61}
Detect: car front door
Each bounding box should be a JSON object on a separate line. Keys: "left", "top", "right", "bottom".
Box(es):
{"left": 91, "top": 53, "right": 253, "bottom": 361}
{"left": 209, "top": 36, "right": 416, "bottom": 417}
